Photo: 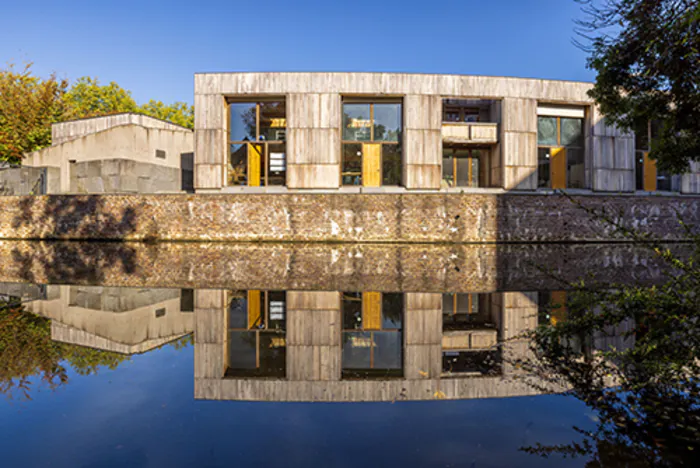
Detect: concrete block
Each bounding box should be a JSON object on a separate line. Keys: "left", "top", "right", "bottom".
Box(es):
{"left": 286, "top": 164, "right": 339, "bottom": 189}
{"left": 403, "top": 164, "right": 441, "bottom": 190}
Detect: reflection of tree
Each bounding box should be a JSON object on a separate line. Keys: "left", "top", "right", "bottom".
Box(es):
{"left": 515, "top": 206, "right": 700, "bottom": 466}
{"left": 0, "top": 302, "right": 129, "bottom": 399}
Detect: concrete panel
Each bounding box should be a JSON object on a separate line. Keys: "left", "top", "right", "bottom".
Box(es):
{"left": 288, "top": 93, "right": 341, "bottom": 129}
{"left": 195, "top": 129, "right": 225, "bottom": 164}
{"left": 287, "top": 128, "right": 340, "bottom": 165}
{"left": 404, "top": 94, "right": 441, "bottom": 130}
{"left": 405, "top": 129, "right": 441, "bottom": 166}
{"left": 502, "top": 98, "right": 537, "bottom": 133}
{"left": 403, "top": 164, "right": 441, "bottom": 190}
{"left": 195, "top": 94, "right": 226, "bottom": 130}
{"left": 502, "top": 132, "right": 537, "bottom": 167}
{"left": 286, "top": 164, "right": 339, "bottom": 189}
{"left": 195, "top": 164, "right": 223, "bottom": 189}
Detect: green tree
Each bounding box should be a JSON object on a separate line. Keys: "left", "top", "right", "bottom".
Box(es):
{"left": 575, "top": 0, "right": 700, "bottom": 173}
{"left": 0, "top": 63, "right": 67, "bottom": 163}
{"left": 62, "top": 76, "right": 138, "bottom": 120}
{"left": 140, "top": 100, "right": 194, "bottom": 129}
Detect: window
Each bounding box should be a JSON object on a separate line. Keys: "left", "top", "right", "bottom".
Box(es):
{"left": 443, "top": 100, "right": 482, "bottom": 123}
{"left": 155, "top": 308, "right": 166, "bottom": 318}
{"left": 342, "top": 101, "right": 402, "bottom": 186}
{"left": 442, "top": 148, "right": 486, "bottom": 188}
{"left": 635, "top": 120, "right": 676, "bottom": 192}
{"left": 228, "top": 100, "right": 286, "bottom": 187}
{"left": 180, "top": 289, "right": 194, "bottom": 312}
{"left": 341, "top": 292, "right": 403, "bottom": 378}
{"left": 537, "top": 114, "right": 586, "bottom": 189}
{"left": 155, "top": 149, "right": 166, "bottom": 159}
{"left": 226, "top": 290, "right": 286, "bottom": 377}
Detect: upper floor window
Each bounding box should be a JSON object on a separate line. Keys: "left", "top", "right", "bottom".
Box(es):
{"left": 342, "top": 101, "right": 402, "bottom": 187}
{"left": 536, "top": 106, "right": 586, "bottom": 189}
{"left": 228, "top": 100, "right": 286, "bottom": 187}
{"left": 442, "top": 100, "right": 482, "bottom": 123}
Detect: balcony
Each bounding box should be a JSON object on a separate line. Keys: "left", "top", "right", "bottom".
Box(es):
{"left": 442, "top": 122, "right": 499, "bottom": 145}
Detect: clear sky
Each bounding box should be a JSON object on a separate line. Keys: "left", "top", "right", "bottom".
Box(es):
{"left": 1, "top": 0, "right": 593, "bottom": 106}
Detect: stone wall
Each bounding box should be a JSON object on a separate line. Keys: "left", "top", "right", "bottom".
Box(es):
{"left": 0, "top": 193, "right": 696, "bottom": 243}
{"left": 70, "top": 159, "right": 181, "bottom": 193}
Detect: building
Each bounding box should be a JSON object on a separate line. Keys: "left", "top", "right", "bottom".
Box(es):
{"left": 193, "top": 72, "right": 700, "bottom": 194}
{"left": 21, "top": 113, "right": 194, "bottom": 194}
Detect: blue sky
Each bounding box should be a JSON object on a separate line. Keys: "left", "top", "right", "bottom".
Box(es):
{"left": 1, "top": 0, "right": 592, "bottom": 106}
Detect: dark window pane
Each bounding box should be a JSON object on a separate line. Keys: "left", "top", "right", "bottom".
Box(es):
{"left": 635, "top": 122, "right": 649, "bottom": 151}
{"left": 382, "top": 145, "right": 402, "bottom": 185}
{"left": 567, "top": 148, "right": 585, "bottom": 188}
{"left": 180, "top": 289, "right": 194, "bottom": 312}
{"left": 373, "top": 103, "right": 401, "bottom": 142}
{"left": 560, "top": 118, "right": 583, "bottom": 147}
{"left": 229, "top": 103, "right": 257, "bottom": 141}
{"left": 268, "top": 142, "right": 286, "bottom": 186}
{"left": 442, "top": 294, "right": 455, "bottom": 316}
{"left": 455, "top": 155, "right": 470, "bottom": 187}
{"left": 538, "top": 147, "right": 551, "bottom": 188}
{"left": 537, "top": 117, "right": 558, "bottom": 146}
{"left": 342, "top": 144, "right": 362, "bottom": 186}
{"left": 636, "top": 151, "right": 645, "bottom": 190}
{"left": 228, "top": 144, "right": 248, "bottom": 186}
{"left": 342, "top": 292, "right": 363, "bottom": 329}
{"left": 228, "top": 291, "right": 248, "bottom": 329}
{"left": 442, "top": 154, "right": 454, "bottom": 187}
{"left": 343, "top": 104, "right": 371, "bottom": 141}
{"left": 657, "top": 171, "right": 673, "bottom": 191}
{"left": 228, "top": 331, "right": 257, "bottom": 369}
{"left": 257, "top": 333, "right": 286, "bottom": 376}
{"left": 381, "top": 293, "right": 403, "bottom": 329}
{"left": 373, "top": 332, "right": 402, "bottom": 369}
{"left": 259, "top": 101, "right": 286, "bottom": 142}
{"left": 343, "top": 331, "right": 371, "bottom": 369}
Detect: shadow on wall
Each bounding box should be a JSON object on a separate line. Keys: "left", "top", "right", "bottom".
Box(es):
{"left": 8, "top": 196, "right": 145, "bottom": 284}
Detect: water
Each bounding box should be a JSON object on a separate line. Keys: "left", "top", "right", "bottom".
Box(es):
{"left": 0, "top": 241, "right": 677, "bottom": 467}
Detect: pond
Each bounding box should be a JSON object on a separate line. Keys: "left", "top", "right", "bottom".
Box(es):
{"left": 0, "top": 241, "right": 693, "bottom": 467}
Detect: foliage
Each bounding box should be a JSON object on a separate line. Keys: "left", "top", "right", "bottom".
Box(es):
{"left": 0, "top": 301, "right": 130, "bottom": 399}
{"left": 0, "top": 63, "right": 68, "bottom": 164}
{"left": 515, "top": 196, "right": 700, "bottom": 466}
{"left": 140, "top": 100, "right": 194, "bottom": 129}
{"left": 62, "top": 76, "right": 139, "bottom": 120}
{"left": 575, "top": 0, "right": 700, "bottom": 173}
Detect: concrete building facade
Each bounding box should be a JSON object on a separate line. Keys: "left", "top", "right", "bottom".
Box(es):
{"left": 194, "top": 72, "right": 700, "bottom": 194}
{"left": 22, "top": 113, "right": 194, "bottom": 194}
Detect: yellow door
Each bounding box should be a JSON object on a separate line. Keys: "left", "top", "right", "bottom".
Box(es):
{"left": 550, "top": 291, "right": 567, "bottom": 325}
{"left": 362, "top": 143, "right": 381, "bottom": 187}
{"left": 551, "top": 147, "right": 567, "bottom": 189}
{"left": 643, "top": 152, "right": 657, "bottom": 192}
{"left": 247, "top": 290, "right": 262, "bottom": 329}
{"left": 362, "top": 292, "right": 382, "bottom": 330}
{"left": 247, "top": 143, "right": 262, "bottom": 186}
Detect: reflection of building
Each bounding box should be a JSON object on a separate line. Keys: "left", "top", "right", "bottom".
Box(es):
{"left": 194, "top": 290, "right": 541, "bottom": 402}
{"left": 23, "top": 286, "right": 194, "bottom": 354}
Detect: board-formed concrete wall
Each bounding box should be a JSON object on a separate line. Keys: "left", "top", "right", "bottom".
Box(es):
{"left": 0, "top": 193, "right": 696, "bottom": 243}
{"left": 24, "top": 123, "right": 193, "bottom": 193}
{"left": 52, "top": 113, "right": 191, "bottom": 145}
{"left": 194, "top": 72, "right": 696, "bottom": 193}
{"left": 0, "top": 166, "right": 60, "bottom": 195}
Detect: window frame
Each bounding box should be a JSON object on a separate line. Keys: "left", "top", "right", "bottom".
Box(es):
{"left": 226, "top": 98, "right": 287, "bottom": 188}
{"left": 341, "top": 100, "right": 403, "bottom": 187}
{"left": 536, "top": 115, "right": 586, "bottom": 189}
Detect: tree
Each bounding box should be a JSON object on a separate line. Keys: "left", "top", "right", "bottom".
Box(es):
{"left": 0, "top": 63, "right": 67, "bottom": 163}
{"left": 62, "top": 76, "right": 138, "bottom": 120}
{"left": 575, "top": 0, "right": 700, "bottom": 174}
{"left": 140, "top": 100, "right": 194, "bottom": 129}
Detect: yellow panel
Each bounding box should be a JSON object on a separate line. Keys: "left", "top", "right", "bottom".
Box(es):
{"left": 550, "top": 291, "right": 567, "bottom": 325}
{"left": 643, "top": 152, "right": 657, "bottom": 192}
{"left": 362, "top": 292, "right": 382, "bottom": 330}
{"left": 551, "top": 147, "right": 567, "bottom": 189}
{"left": 247, "top": 143, "right": 262, "bottom": 187}
{"left": 247, "top": 290, "right": 261, "bottom": 329}
{"left": 362, "top": 143, "right": 382, "bottom": 187}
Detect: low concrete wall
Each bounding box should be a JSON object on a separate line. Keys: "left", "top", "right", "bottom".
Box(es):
{"left": 70, "top": 159, "right": 181, "bottom": 193}
{"left": 0, "top": 193, "right": 696, "bottom": 243}
{"left": 0, "top": 167, "right": 60, "bottom": 195}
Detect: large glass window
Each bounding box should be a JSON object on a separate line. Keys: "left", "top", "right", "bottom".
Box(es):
{"left": 537, "top": 115, "right": 586, "bottom": 189}
{"left": 635, "top": 120, "right": 677, "bottom": 192}
{"left": 342, "top": 101, "right": 402, "bottom": 186}
{"left": 228, "top": 100, "right": 286, "bottom": 187}
{"left": 341, "top": 292, "right": 403, "bottom": 378}
{"left": 226, "top": 290, "right": 286, "bottom": 377}
{"left": 442, "top": 148, "right": 485, "bottom": 188}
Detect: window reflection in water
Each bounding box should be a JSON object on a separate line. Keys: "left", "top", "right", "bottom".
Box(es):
{"left": 226, "top": 290, "right": 286, "bottom": 377}
{"left": 341, "top": 292, "right": 403, "bottom": 378}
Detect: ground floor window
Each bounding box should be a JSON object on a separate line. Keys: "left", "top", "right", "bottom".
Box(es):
{"left": 537, "top": 146, "right": 585, "bottom": 189}
{"left": 341, "top": 143, "right": 401, "bottom": 187}
{"left": 228, "top": 142, "right": 286, "bottom": 187}
{"left": 441, "top": 148, "right": 488, "bottom": 188}
{"left": 341, "top": 292, "right": 403, "bottom": 378}
{"left": 636, "top": 151, "right": 677, "bottom": 192}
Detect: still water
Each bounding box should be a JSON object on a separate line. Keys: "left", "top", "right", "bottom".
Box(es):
{"left": 0, "top": 241, "right": 673, "bottom": 467}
